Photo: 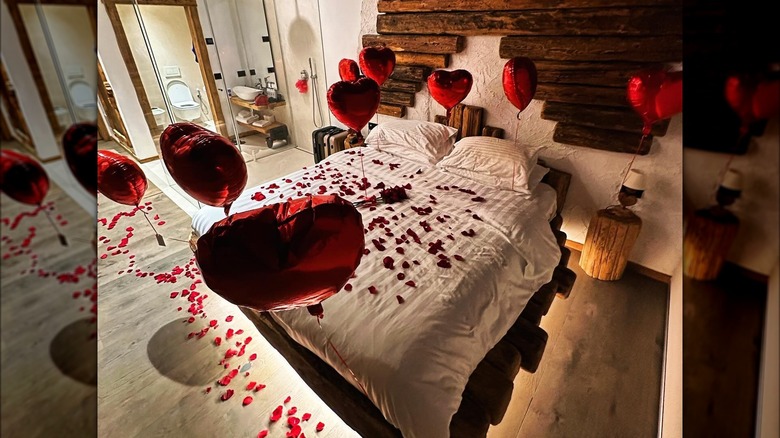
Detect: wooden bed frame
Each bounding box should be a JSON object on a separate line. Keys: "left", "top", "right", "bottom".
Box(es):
{"left": 204, "top": 105, "right": 577, "bottom": 436}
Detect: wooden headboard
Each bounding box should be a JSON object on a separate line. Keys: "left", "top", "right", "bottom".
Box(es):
{"left": 434, "top": 104, "right": 571, "bottom": 215}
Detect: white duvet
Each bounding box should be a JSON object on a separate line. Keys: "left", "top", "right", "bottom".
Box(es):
{"left": 192, "top": 148, "right": 560, "bottom": 437}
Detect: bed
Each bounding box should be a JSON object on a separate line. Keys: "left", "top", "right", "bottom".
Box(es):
{"left": 190, "top": 107, "right": 576, "bottom": 437}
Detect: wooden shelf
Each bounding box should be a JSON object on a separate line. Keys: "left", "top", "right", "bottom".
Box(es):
{"left": 235, "top": 120, "right": 284, "bottom": 135}
{"left": 229, "top": 95, "right": 286, "bottom": 111}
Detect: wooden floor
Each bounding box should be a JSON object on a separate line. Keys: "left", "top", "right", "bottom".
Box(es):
{"left": 683, "top": 265, "right": 766, "bottom": 438}
{"left": 0, "top": 147, "right": 97, "bottom": 437}
{"left": 97, "top": 172, "right": 669, "bottom": 437}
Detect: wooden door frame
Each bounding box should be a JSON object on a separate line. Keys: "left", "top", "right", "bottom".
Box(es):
{"left": 101, "top": 0, "right": 227, "bottom": 139}
{"left": 2, "top": 0, "right": 96, "bottom": 138}
{"left": 96, "top": 58, "right": 137, "bottom": 156}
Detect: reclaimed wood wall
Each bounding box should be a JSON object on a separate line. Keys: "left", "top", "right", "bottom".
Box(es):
{"left": 363, "top": 0, "right": 682, "bottom": 154}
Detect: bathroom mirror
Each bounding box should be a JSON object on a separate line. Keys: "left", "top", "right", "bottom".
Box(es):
{"left": 4, "top": 0, "right": 97, "bottom": 140}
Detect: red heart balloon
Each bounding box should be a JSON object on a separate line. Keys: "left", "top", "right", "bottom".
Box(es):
{"left": 503, "top": 57, "right": 538, "bottom": 113}
{"left": 338, "top": 58, "right": 361, "bottom": 82}
{"left": 97, "top": 150, "right": 148, "bottom": 206}
{"left": 160, "top": 123, "right": 247, "bottom": 213}
{"left": 0, "top": 149, "right": 49, "bottom": 206}
{"left": 359, "top": 47, "right": 395, "bottom": 86}
{"left": 427, "top": 69, "right": 474, "bottom": 113}
{"left": 195, "top": 195, "right": 365, "bottom": 315}
{"left": 726, "top": 75, "right": 780, "bottom": 134}
{"left": 62, "top": 122, "right": 97, "bottom": 196}
{"left": 627, "top": 67, "right": 683, "bottom": 135}
{"left": 327, "top": 78, "right": 381, "bottom": 132}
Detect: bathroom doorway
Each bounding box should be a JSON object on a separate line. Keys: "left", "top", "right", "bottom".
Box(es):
{"left": 101, "top": 0, "right": 227, "bottom": 147}
{"left": 3, "top": 0, "right": 97, "bottom": 142}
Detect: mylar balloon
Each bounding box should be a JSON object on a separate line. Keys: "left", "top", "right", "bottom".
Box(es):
{"left": 159, "top": 123, "right": 247, "bottom": 214}
{"left": 427, "top": 69, "right": 474, "bottom": 115}
{"left": 358, "top": 47, "right": 395, "bottom": 86}
{"left": 0, "top": 149, "right": 49, "bottom": 206}
{"left": 62, "top": 122, "right": 98, "bottom": 195}
{"left": 195, "top": 195, "right": 365, "bottom": 315}
{"left": 503, "top": 57, "right": 538, "bottom": 113}
{"left": 338, "top": 58, "right": 361, "bottom": 82}
{"left": 97, "top": 150, "right": 148, "bottom": 206}
{"left": 725, "top": 75, "right": 780, "bottom": 134}
{"left": 627, "top": 67, "right": 683, "bottom": 135}
{"left": 327, "top": 78, "right": 381, "bottom": 132}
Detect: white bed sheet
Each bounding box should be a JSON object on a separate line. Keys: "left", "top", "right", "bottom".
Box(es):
{"left": 192, "top": 148, "right": 560, "bottom": 437}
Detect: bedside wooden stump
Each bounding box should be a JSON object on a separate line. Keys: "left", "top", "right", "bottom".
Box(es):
{"left": 579, "top": 207, "right": 642, "bottom": 281}
{"left": 683, "top": 207, "right": 739, "bottom": 280}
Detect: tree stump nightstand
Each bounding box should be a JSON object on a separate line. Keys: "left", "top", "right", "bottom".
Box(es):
{"left": 683, "top": 207, "right": 740, "bottom": 280}
{"left": 579, "top": 207, "right": 642, "bottom": 281}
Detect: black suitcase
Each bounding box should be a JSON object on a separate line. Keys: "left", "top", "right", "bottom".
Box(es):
{"left": 312, "top": 126, "right": 334, "bottom": 163}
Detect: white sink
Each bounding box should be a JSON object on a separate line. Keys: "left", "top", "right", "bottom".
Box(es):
{"left": 233, "top": 86, "right": 262, "bottom": 101}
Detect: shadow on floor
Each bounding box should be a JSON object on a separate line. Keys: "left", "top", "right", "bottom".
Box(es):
{"left": 147, "top": 318, "right": 225, "bottom": 386}
{"left": 50, "top": 318, "right": 98, "bottom": 386}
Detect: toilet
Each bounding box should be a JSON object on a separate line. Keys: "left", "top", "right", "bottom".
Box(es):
{"left": 68, "top": 79, "right": 98, "bottom": 122}
{"left": 165, "top": 79, "right": 201, "bottom": 122}
{"left": 54, "top": 107, "right": 70, "bottom": 128}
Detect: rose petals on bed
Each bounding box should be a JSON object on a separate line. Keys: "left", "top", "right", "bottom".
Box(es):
{"left": 406, "top": 228, "right": 421, "bottom": 244}
{"left": 371, "top": 239, "right": 386, "bottom": 251}
{"left": 405, "top": 280, "right": 417, "bottom": 287}
{"left": 226, "top": 328, "right": 234, "bottom": 339}
{"left": 461, "top": 229, "right": 476, "bottom": 237}
{"left": 397, "top": 272, "right": 405, "bottom": 280}
{"left": 471, "top": 196, "right": 486, "bottom": 202}
{"left": 472, "top": 214, "right": 483, "bottom": 221}
{"left": 316, "top": 422, "right": 325, "bottom": 432}
{"left": 287, "top": 407, "right": 298, "bottom": 416}
{"left": 437, "top": 259, "right": 452, "bottom": 269}
{"left": 255, "top": 384, "right": 266, "bottom": 392}
{"left": 344, "top": 283, "right": 353, "bottom": 291}
{"left": 270, "top": 405, "right": 284, "bottom": 422}
{"left": 368, "top": 286, "right": 378, "bottom": 294}
{"left": 401, "top": 261, "right": 410, "bottom": 269}
{"left": 396, "top": 295, "right": 405, "bottom": 304}
{"left": 284, "top": 395, "right": 292, "bottom": 404}
{"left": 286, "top": 425, "right": 302, "bottom": 438}
{"left": 226, "top": 315, "right": 234, "bottom": 322}
{"left": 454, "top": 254, "right": 465, "bottom": 262}
{"left": 249, "top": 353, "right": 258, "bottom": 361}
{"left": 302, "top": 413, "right": 311, "bottom": 421}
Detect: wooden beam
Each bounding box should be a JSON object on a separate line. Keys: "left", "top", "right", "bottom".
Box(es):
{"left": 380, "top": 90, "right": 415, "bottom": 107}
{"left": 542, "top": 101, "right": 670, "bottom": 136}
{"left": 184, "top": 6, "right": 227, "bottom": 137}
{"left": 450, "top": 395, "right": 490, "bottom": 438}
{"left": 395, "top": 52, "right": 449, "bottom": 69}
{"left": 460, "top": 105, "right": 483, "bottom": 138}
{"left": 506, "top": 316, "right": 548, "bottom": 373}
{"left": 104, "top": 0, "right": 197, "bottom": 6}
{"left": 377, "top": 8, "right": 682, "bottom": 37}
{"left": 463, "top": 360, "right": 514, "bottom": 425}
{"left": 553, "top": 123, "right": 654, "bottom": 155}
{"left": 378, "top": 0, "right": 679, "bottom": 13}
{"left": 484, "top": 340, "right": 521, "bottom": 380}
{"left": 381, "top": 79, "right": 421, "bottom": 94}
{"left": 377, "top": 103, "right": 406, "bottom": 118}
{"left": 535, "top": 83, "right": 629, "bottom": 108}
{"left": 500, "top": 35, "right": 682, "bottom": 63}
{"left": 362, "top": 34, "right": 464, "bottom": 54}
{"left": 481, "top": 126, "right": 504, "bottom": 138}
{"left": 390, "top": 65, "right": 431, "bottom": 82}
{"left": 103, "top": 2, "right": 159, "bottom": 133}
{"left": 535, "top": 60, "right": 651, "bottom": 88}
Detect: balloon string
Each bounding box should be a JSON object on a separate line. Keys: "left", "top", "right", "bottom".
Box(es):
{"left": 41, "top": 207, "right": 67, "bottom": 246}
{"left": 317, "top": 317, "right": 370, "bottom": 398}
{"left": 140, "top": 207, "right": 160, "bottom": 235}
{"left": 359, "top": 148, "right": 367, "bottom": 199}
{"left": 618, "top": 133, "right": 648, "bottom": 197}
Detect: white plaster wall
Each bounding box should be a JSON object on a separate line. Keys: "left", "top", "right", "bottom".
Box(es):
{"left": 97, "top": 1, "right": 158, "bottom": 160}
{"left": 268, "top": 0, "right": 328, "bottom": 148}
{"left": 359, "top": 3, "right": 683, "bottom": 275}
{"left": 18, "top": 4, "right": 68, "bottom": 111}
{"left": 683, "top": 118, "right": 779, "bottom": 276}
{"left": 661, "top": 262, "right": 683, "bottom": 438}
{"left": 1, "top": 2, "right": 60, "bottom": 160}
{"left": 319, "top": 0, "right": 361, "bottom": 130}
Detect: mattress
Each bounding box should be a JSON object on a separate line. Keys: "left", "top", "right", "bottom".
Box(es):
{"left": 191, "top": 148, "right": 560, "bottom": 437}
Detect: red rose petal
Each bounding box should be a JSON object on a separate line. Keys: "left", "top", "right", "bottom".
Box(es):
{"left": 257, "top": 430, "right": 269, "bottom": 438}
{"left": 209, "top": 319, "right": 218, "bottom": 327}
{"left": 368, "top": 286, "right": 378, "bottom": 294}
{"left": 249, "top": 353, "right": 258, "bottom": 361}
{"left": 246, "top": 381, "right": 257, "bottom": 390}
{"left": 382, "top": 256, "right": 394, "bottom": 269}
{"left": 255, "top": 384, "right": 266, "bottom": 392}
{"left": 316, "top": 422, "right": 325, "bottom": 432}
{"left": 402, "top": 261, "right": 410, "bottom": 269}
{"left": 405, "top": 280, "right": 417, "bottom": 287}
{"left": 437, "top": 259, "right": 452, "bottom": 268}
{"left": 221, "top": 389, "right": 234, "bottom": 401}
{"left": 396, "top": 295, "right": 405, "bottom": 304}
{"left": 344, "top": 283, "right": 353, "bottom": 292}
{"left": 252, "top": 192, "right": 266, "bottom": 202}
{"left": 284, "top": 395, "right": 292, "bottom": 404}
{"left": 205, "top": 386, "right": 211, "bottom": 393}
{"left": 243, "top": 396, "right": 253, "bottom": 406}
{"left": 226, "top": 328, "right": 234, "bottom": 339}
{"left": 454, "top": 254, "right": 465, "bottom": 261}
{"left": 286, "top": 425, "right": 302, "bottom": 438}
{"left": 288, "top": 406, "right": 298, "bottom": 416}
{"left": 271, "top": 405, "right": 283, "bottom": 422}
{"left": 226, "top": 315, "right": 234, "bottom": 322}
{"left": 302, "top": 413, "right": 312, "bottom": 421}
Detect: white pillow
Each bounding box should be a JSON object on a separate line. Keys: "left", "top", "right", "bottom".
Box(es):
{"left": 364, "top": 120, "right": 458, "bottom": 164}
{"left": 436, "top": 136, "right": 544, "bottom": 193}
